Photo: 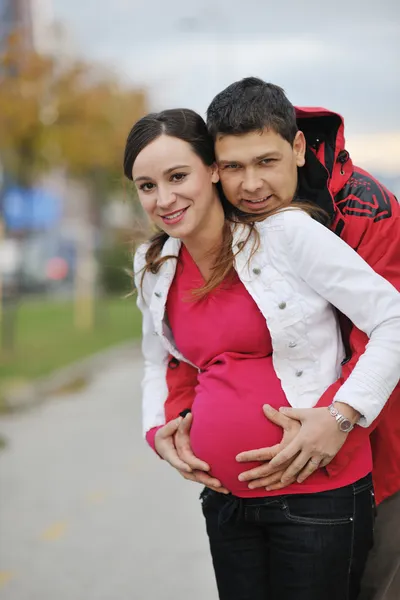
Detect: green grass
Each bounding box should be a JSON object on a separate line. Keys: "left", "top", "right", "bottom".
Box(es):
{"left": 0, "top": 297, "right": 142, "bottom": 385}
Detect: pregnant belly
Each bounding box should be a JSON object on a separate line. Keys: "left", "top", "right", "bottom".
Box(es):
{"left": 190, "top": 358, "right": 289, "bottom": 496}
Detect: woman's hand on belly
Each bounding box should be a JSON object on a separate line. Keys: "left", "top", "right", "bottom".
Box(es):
{"left": 237, "top": 405, "right": 351, "bottom": 490}
{"left": 155, "top": 416, "right": 229, "bottom": 493}
{"left": 236, "top": 404, "right": 301, "bottom": 489}
{"left": 155, "top": 418, "right": 194, "bottom": 473}
{"left": 175, "top": 413, "right": 230, "bottom": 494}
{"left": 264, "top": 406, "right": 351, "bottom": 483}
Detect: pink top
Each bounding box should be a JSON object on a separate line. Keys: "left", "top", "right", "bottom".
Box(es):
{"left": 160, "top": 246, "right": 372, "bottom": 497}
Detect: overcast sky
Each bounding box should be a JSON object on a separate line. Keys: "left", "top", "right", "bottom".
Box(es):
{"left": 50, "top": 0, "right": 400, "bottom": 174}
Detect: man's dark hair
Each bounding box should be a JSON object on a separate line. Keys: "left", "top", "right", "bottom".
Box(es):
{"left": 206, "top": 77, "right": 298, "bottom": 144}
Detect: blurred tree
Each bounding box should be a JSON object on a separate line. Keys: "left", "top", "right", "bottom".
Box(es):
{"left": 0, "top": 31, "right": 147, "bottom": 190}
{"left": 0, "top": 32, "right": 147, "bottom": 332}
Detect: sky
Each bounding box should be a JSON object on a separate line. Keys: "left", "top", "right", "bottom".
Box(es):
{"left": 46, "top": 0, "right": 400, "bottom": 175}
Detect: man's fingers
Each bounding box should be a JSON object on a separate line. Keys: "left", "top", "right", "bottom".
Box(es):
{"left": 256, "top": 471, "right": 287, "bottom": 489}
{"left": 239, "top": 472, "right": 297, "bottom": 491}
{"left": 236, "top": 444, "right": 281, "bottom": 463}
{"left": 243, "top": 461, "right": 293, "bottom": 489}
{"left": 280, "top": 451, "right": 314, "bottom": 483}
{"left": 238, "top": 461, "right": 277, "bottom": 482}
{"left": 264, "top": 439, "right": 301, "bottom": 472}
{"left": 246, "top": 474, "right": 282, "bottom": 489}
{"left": 265, "top": 477, "right": 297, "bottom": 491}
{"left": 263, "top": 404, "right": 293, "bottom": 428}
{"left": 296, "top": 458, "right": 321, "bottom": 483}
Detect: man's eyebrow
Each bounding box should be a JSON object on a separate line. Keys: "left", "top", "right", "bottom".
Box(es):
{"left": 254, "top": 152, "right": 282, "bottom": 161}
{"left": 134, "top": 165, "right": 190, "bottom": 183}
{"left": 217, "top": 159, "right": 241, "bottom": 165}
{"left": 217, "top": 152, "right": 282, "bottom": 165}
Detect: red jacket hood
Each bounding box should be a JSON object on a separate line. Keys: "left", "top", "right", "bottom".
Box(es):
{"left": 295, "top": 106, "right": 354, "bottom": 197}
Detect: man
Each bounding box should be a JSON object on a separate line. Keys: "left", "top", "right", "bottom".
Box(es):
{"left": 150, "top": 78, "right": 400, "bottom": 598}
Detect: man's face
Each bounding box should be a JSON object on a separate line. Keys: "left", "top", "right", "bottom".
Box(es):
{"left": 215, "top": 128, "right": 306, "bottom": 214}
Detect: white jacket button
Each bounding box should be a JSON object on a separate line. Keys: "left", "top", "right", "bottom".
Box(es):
{"left": 252, "top": 267, "right": 261, "bottom": 275}
{"left": 288, "top": 341, "right": 297, "bottom": 348}
{"left": 154, "top": 292, "right": 162, "bottom": 298}
{"left": 295, "top": 370, "right": 303, "bottom": 377}
{"left": 278, "top": 301, "right": 287, "bottom": 309}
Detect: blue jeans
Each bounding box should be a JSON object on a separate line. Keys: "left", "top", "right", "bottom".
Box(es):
{"left": 200, "top": 473, "right": 375, "bottom": 600}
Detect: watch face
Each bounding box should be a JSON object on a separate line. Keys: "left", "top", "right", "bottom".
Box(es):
{"left": 339, "top": 419, "right": 353, "bottom": 433}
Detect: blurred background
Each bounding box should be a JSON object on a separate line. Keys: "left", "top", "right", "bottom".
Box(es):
{"left": 0, "top": 0, "right": 399, "bottom": 401}
{"left": 0, "top": 1, "right": 399, "bottom": 598}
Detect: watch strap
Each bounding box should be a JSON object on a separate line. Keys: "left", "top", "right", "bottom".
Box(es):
{"left": 328, "top": 403, "right": 355, "bottom": 432}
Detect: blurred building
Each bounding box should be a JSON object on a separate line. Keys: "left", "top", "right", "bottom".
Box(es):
{"left": 0, "top": 0, "right": 34, "bottom": 49}
{"left": 0, "top": 0, "right": 55, "bottom": 54}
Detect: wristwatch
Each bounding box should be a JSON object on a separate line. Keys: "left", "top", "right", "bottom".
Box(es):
{"left": 328, "top": 403, "right": 355, "bottom": 433}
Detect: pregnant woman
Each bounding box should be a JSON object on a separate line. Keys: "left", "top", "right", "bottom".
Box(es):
{"left": 124, "top": 108, "right": 400, "bottom": 600}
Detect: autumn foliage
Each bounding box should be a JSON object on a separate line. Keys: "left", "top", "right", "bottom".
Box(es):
{"left": 0, "top": 33, "right": 147, "bottom": 189}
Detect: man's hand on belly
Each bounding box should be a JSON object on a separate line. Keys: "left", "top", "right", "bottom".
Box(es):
{"left": 236, "top": 405, "right": 301, "bottom": 490}
{"left": 175, "top": 413, "right": 230, "bottom": 494}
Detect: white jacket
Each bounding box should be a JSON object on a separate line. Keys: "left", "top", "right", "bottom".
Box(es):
{"left": 134, "top": 209, "right": 400, "bottom": 435}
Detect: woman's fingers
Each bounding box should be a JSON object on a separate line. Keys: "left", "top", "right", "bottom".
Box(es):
{"left": 192, "top": 470, "right": 228, "bottom": 491}
{"left": 163, "top": 444, "right": 193, "bottom": 472}
{"left": 207, "top": 485, "right": 230, "bottom": 494}
{"left": 175, "top": 414, "right": 210, "bottom": 471}
{"left": 155, "top": 418, "right": 192, "bottom": 473}
{"left": 263, "top": 404, "right": 298, "bottom": 429}
{"left": 178, "top": 469, "right": 229, "bottom": 494}
{"left": 158, "top": 417, "right": 182, "bottom": 438}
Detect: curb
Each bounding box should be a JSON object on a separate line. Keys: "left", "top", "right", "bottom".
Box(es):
{"left": 2, "top": 340, "right": 142, "bottom": 413}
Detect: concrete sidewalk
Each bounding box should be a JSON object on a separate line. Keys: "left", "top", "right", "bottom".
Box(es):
{"left": 0, "top": 354, "right": 218, "bottom": 600}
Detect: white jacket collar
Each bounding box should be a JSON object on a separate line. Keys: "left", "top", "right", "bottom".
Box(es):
{"left": 152, "top": 223, "right": 261, "bottom": 291}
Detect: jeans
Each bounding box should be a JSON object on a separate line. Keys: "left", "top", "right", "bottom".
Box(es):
{"left": 200, "top": 473, "right": 375, "bottom": 600}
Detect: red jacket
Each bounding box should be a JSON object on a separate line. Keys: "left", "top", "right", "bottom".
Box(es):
{"left": 162, "top": 108, "right": 400, "bottom": 505}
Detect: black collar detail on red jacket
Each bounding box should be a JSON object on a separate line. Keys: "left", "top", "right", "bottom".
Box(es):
{"left": 297, "top": 147, "right": 336, "bottom": 223}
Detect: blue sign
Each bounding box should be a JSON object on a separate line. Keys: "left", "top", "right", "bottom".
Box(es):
{"left": 2, "top": 185, "right": 62, "bottom": 231}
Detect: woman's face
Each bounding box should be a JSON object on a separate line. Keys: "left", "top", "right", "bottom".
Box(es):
{"left": 132, "top": 135, "right": 220, "bottom": 241}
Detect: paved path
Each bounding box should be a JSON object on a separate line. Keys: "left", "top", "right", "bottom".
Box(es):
{"left": 0, "top": 353, "right": 218, "bottom": 600}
